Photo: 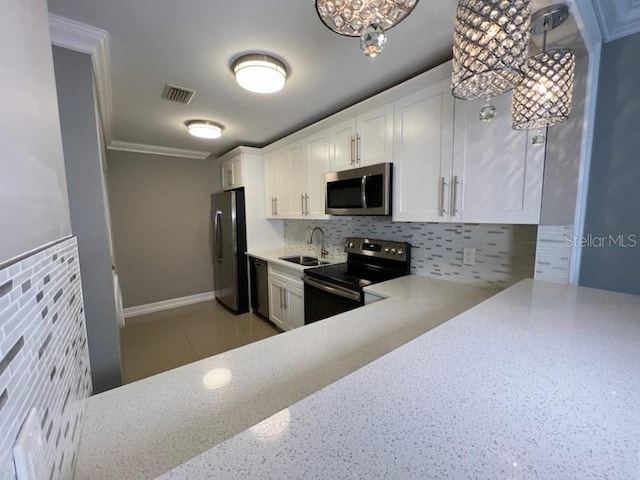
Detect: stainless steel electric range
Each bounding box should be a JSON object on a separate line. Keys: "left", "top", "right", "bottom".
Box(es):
{"left": 302, "top": 237, "right": 411, "bottom": 324}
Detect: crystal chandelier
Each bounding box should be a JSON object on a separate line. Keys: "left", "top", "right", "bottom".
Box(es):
{"left": 314, "top": 0, "right": 420, "bottom": 57}
{"left": 452, "top": 0, "right": 533, "bottom": 100}
{"left": 511, "top": 5, "right": 576, "bottom": 131}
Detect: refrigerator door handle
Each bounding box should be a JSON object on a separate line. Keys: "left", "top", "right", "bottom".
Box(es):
{"left": 214, "top": 210, "right": 223, "bottom": 263}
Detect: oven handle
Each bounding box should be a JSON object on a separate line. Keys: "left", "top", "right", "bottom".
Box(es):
{"left": 302, "top": 275, "right": 361, "bottom": 302}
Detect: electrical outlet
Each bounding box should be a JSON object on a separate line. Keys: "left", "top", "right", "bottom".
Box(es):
{"left": 13, "top": 409, "right": 46, "bottom": 480}
{"left": 463, "top": 248, "right": 476, "bottom": 266}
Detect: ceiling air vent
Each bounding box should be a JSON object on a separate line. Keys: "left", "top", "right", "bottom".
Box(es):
{"left": 161, "top": 84, "right": 195, "bottom": 104}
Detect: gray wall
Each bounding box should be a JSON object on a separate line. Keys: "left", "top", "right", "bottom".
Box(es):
{"left": 579, "top": 32, "right": 640, "bottom": 294}
{"left": 0, "top": 0, "right": 71, "bottom": 265}
{"left": 53, "top": 47, "right": 122, "bottom": 393}
{"left": 107, "top": 150, "right": 217, "bottom": 307}
{"left": 540, "top": 53, "right": 588, "bottom": 226}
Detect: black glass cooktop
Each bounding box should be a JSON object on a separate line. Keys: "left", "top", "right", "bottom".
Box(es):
{"left": 304, "top": 262, "right": 407, "bottom": 292}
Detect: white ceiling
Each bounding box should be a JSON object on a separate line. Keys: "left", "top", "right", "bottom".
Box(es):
{"left": 47, "top": 0, "right": 587, "bottom": 158}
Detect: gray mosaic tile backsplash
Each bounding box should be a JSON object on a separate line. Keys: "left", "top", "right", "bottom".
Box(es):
{"left": 285, "top": 218, "right": 537, "bottom": 288}
{"left": 0, "top": 238, "right": 91, "bottom": 480}
{"left": 534, "top": 225, "right": 573, "bottom": 284}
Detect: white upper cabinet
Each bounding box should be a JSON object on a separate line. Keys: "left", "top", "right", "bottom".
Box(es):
{"left": 451, "top": 94, "right": 545, "bottom": 224}
{"left": 328, "top": 104, "right": 393, "bottom": 172}
{"left": 265, "top": 131, "right": 330, "bottom": 220}
{"left": 393, "top": 79, "right": 455, "bottom": 222}
{"left": 329, "top": 118, "right": 357, "bottom": 171}
{"left": 221, "top": 154, "right": 244, "bottom": 191}
{"left": 305, "top": 130, "right": 331, "bottom": 218}
{"left": 356, "top": 103, "right": 394, "bottom": 167}
{"left": 262, "top": 61, "right": 544, "bottom": 225}
{"left": 264, "top": 148, "right": 290, "bottom": 218}
{"left": 288, "top": 142, "right": 306, "bottom": 218}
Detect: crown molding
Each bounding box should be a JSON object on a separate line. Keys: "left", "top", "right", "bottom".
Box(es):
{"left": 49, "top": 14, "right": 113, "bottom": 144}
{"left": 107, "top": 141, "right": 211, "bottom": 160}
{"left": 216, "top": 146, "right": 264, "bottom": 161}
{"left": 591, "top": 0, "right": 640, "bottom": 42}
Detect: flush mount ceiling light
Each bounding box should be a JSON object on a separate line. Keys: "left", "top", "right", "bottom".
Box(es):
{"left": 186, "top": 120, "right": 224, "bottom": 139}
{"left": 232, "top": 54, "right": 287, "bottom": 94}
{"left": 452, "top": 0, "right": 533, "bottom": 100}
{"left": 314, "top": 0, "right": 420, "bottom": 58}
{"left": 511, "top": 4, "right": 576, "bottom": 131}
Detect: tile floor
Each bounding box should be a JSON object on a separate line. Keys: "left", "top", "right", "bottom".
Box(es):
{"left": 120, "top": 300, "right": 281, "bottom": 384}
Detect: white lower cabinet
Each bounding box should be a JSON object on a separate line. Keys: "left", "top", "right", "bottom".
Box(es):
{"left": 268, "top": 264, "right": 304, "bottom": 330}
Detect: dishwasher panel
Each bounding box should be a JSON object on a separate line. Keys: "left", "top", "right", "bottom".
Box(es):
{"left": 250, "top": 257, "right": 269, "bottom": 319}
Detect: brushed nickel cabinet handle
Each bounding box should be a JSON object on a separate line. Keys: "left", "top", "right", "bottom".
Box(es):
{"left": 439, "top": 177, "right": 447, "bottom": 217}
{"left": 350, "top": 136, "right": 356, "bottom": 166}
{"left": 451, "top": 176, "right": 459, "bottom": 217}
{"left": 356, "top": 134, "right": 361, "bottom": 165}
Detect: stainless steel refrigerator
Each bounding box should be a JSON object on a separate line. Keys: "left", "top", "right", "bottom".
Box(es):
{"left": 211, "top": 189, "right": 248, "bottom": 313}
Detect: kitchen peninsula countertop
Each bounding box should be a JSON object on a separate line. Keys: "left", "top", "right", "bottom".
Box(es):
{"left": 159, "top": 279, "right": 640, "bottom": 480}
{"left": 73, "top": 275, "right": 497, "bottom": 480}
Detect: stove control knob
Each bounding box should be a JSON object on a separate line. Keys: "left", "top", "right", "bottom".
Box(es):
{"left": 347, "top": 242, "right": 354, "bottom": 248}
{"left": 390, "top": 248, "right": 397, "bottom": 254}
{"left": 398, "top": 249, "right": 404, "bottom": 255}
{"left": 384, "top": 247, "right": 390, "bottom": 253}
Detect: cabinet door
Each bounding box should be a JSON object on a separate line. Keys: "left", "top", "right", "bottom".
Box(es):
{"left": 275, "top": 148, "right": 291, "bottom": 217}
{"left": 221, "top": 161, "right": 231, "bottom": 191}
{"left": 287, "top": 142, "right": 307, "bottom": 218}
{"left": 264, "top": 152, "right": 278, "bottom": 217}
{"left": 265, "top": 148, "right": 290, "bottom": 217}
{"left": 286, "top": 283, "right": 305, "bottom": 329}
{"left": 452, "top": 94, "right": 544, "bottom": 224}
{"left": 356, "top": 103, "right": 393, "bottom": 167}
{"left": 230, "top": 155, "right": 244, "bottom": 188}
{"left": 222, "top": 155, "right": 244, "bottom": 190}
{"left": 392, "top": 79, "right": 454, "bottom": 222}
{"left": 268, "top": 277, "right": 288, "bottom": 330}
{"left": 306, "top": 130, "right": 331, "bottom": 218}
{"left": 329, "top": 118, "right": 357, "bottom": 171}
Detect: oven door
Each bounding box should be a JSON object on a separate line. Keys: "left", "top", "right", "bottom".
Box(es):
{"left": 303, "top": 275, "right": 363, "bottom": 325}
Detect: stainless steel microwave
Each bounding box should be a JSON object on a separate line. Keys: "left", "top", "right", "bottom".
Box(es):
{"left": 325, "top": 163, "right": 392, "bottom": 216}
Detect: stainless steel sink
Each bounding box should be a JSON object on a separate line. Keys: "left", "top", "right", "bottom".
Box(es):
{"left": 279, "top": 255, "right": 330, "bottom": 267}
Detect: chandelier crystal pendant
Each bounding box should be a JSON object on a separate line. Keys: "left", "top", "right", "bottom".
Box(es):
{"left": 511, "top": 4, "right": 576, "bottom": 131}
{"left": 315, "top": 0, "right": 420, "bottom": 57}
{"left": 452, "top": 0, "right": 533, "bottom": 100}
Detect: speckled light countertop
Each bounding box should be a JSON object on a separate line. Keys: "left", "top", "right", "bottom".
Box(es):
{"left": 74, "top": 275, "right": 496, "bottom": 480}
{"left": 159, "top": 279, "right": 640, "bottom": 480}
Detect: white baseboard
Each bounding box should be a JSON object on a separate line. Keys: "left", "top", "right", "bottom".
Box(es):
{"left": 123, "top": 291, "right": 216, "bottom": 320}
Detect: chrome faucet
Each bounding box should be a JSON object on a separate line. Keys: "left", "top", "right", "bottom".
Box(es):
{"left": 308, "top": 227, "right": 329, "bottom": 259}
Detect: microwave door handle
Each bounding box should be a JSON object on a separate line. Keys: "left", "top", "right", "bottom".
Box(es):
{"left": 361, "top": 174, "right": 368, "bottom": 208}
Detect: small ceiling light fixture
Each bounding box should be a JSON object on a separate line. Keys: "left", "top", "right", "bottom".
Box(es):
{"left": 452, "top": 0, "right": 533, "bottom": 100}
{"left": 232, "top": 54, "right": 287, "bottom": 94}
{"left": 186, "top": 120, "right": 224, "bottom": 139}
{"left": 314, "top": 0, "right": 420, "bottom": 58}
{"left": 511, "top": 4, "right": 576, "bottom": 134}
